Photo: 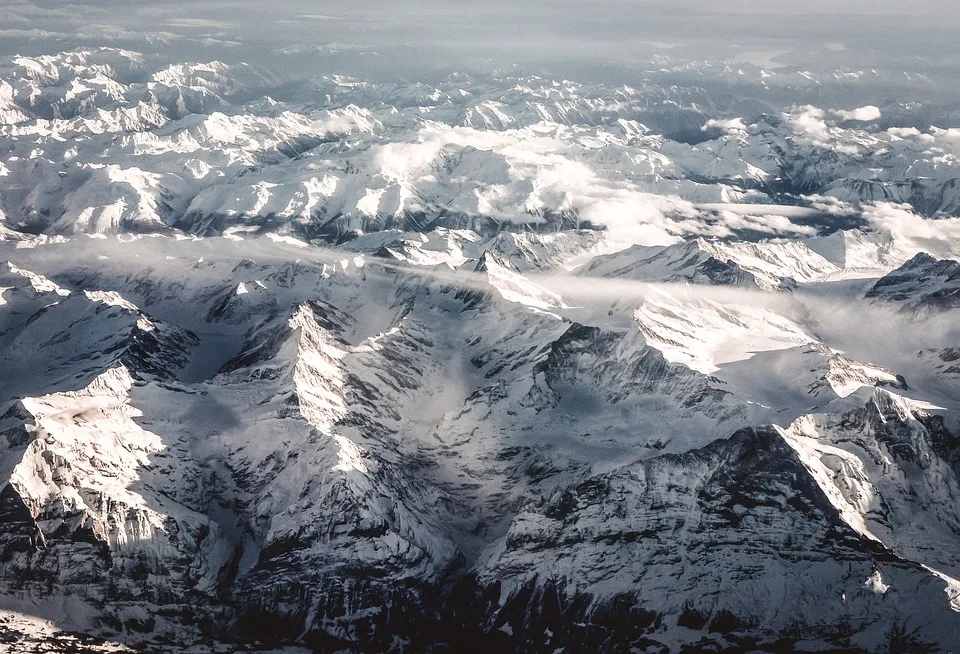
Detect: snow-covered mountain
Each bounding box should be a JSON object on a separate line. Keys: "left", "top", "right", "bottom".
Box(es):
{"left": 6, "top": 47, "right": 960, "bottom": 246}
{"left": 1, "top": 44, "right": 960, "bottom": 653}
{"left": 866, "top": 252, "right": 960, "bottom": 315}
{"left": 0, "top": 228, "right": 958, "bottom": 652}
{"left": 579, "top": 238, "right": 839, "bottom": 290}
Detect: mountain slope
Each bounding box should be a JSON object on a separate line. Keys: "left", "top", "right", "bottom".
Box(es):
{"left": 0, "top": 233, "right": 957, "bottom": 651}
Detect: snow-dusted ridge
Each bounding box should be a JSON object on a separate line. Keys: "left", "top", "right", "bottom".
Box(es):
{"left": 0, "top": 228, "right": 957, "bottom": 652}
{"left": 866, "top": 252, "right": 960, "bottom": 316}
{"left": 6, "top": 48, "right": 960, "bottom": 246}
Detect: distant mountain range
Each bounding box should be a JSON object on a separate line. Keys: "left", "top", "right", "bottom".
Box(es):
{"left": 0, "top": 46, "right": 959, "bottom": 653}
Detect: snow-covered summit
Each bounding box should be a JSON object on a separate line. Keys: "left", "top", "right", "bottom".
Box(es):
{"left": 866, "top": 252, "right": 960, "bottom": 315}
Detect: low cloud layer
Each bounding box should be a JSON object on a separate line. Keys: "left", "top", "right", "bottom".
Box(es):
{"left": 833, "top": 106, "right": 881, "bottom": 122}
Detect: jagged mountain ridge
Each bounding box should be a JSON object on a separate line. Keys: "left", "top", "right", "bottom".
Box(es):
{"left": 866, "top": 252, "right": 960, "bottom": 315}
{"left": 5, "top": 48, "right": 960, "bottom": 246}
{"left": 0, "top": 228, "right": 958, "bottom": 652}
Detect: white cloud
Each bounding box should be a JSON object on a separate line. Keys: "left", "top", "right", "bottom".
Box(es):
{"left": 702, "top": 117, "right": 747, "bottom": 134}
{"left": 713, "top": 211, "right": 818, "bottom": 237}
{"left": 886, "top": 127, "right": 924, "bottom": 140}
{"left": 787, "top": 106, "right": 830, "bottom": 142}
{"left": 863, "top": 202, "right": 960, "bottom": 260}
{"left": 832, "top": 105, "right": 881, "bottom": 122}
{"left": 785, "top": 106, "right": 863, "bottom": 154}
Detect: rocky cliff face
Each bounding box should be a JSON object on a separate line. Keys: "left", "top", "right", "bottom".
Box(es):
{"left": 867, "top": 252, "right": 960, "bottom": 316}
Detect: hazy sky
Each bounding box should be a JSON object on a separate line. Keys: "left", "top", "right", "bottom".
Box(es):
{"left": 4, "top": 0, "right": 960, "bottom": 79}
